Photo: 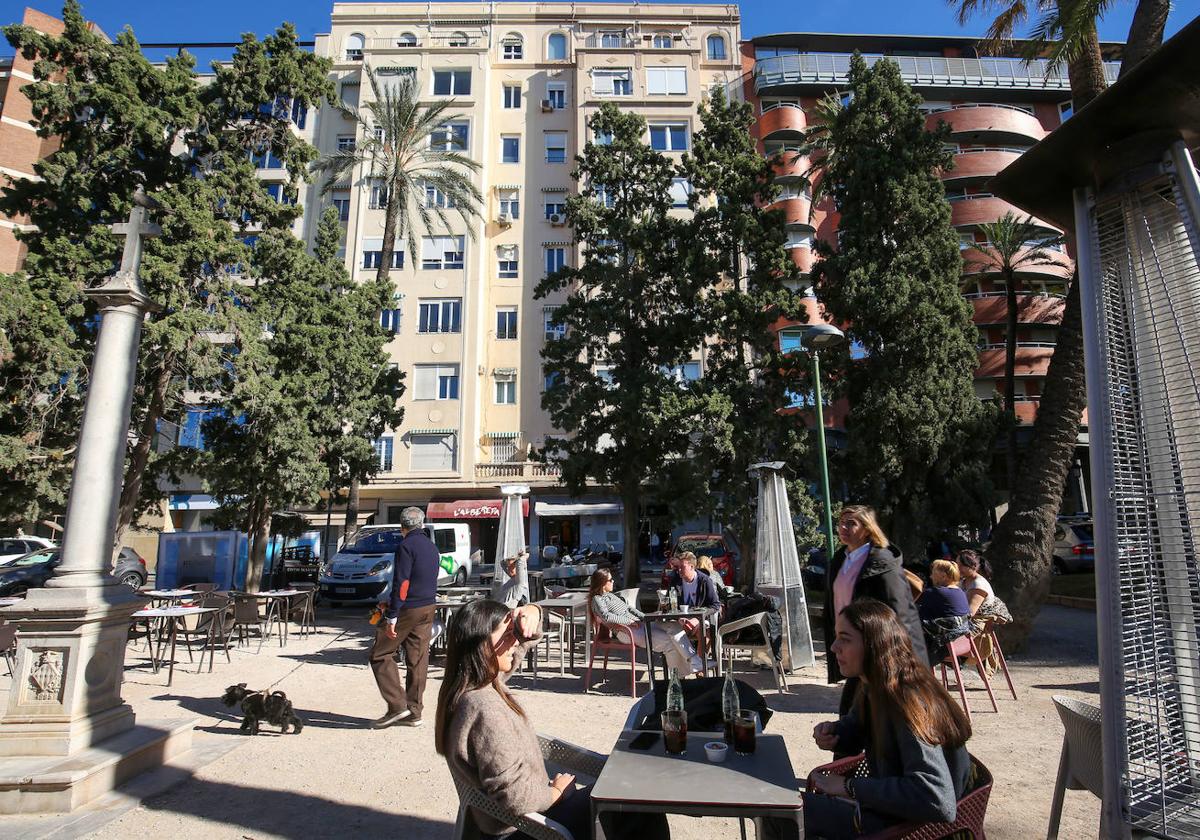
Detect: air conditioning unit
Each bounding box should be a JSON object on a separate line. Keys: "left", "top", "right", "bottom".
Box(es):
{"left": 541, "top": 99, "right": 554, "bottom": 112}
{"left": 497, "top": 212, "right": 512, "bottom": 225}
{"left": 549, "top": 213, "right": 566, "bottom": 226}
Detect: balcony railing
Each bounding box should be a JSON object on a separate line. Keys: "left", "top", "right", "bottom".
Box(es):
{"left": 475, "top": 461, "right": 562, "bottom": 480}
{"left": 585, "top": 34, "right": 636, "bottom": 49}
{"left": 754, "top": 52, "right": 1121, "bottom": 94}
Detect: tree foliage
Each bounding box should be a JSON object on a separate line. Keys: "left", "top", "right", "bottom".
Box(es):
{"left": 811, "top": 54, "right": 998, "bottom": 560}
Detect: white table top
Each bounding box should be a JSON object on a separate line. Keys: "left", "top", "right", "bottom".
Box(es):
{"left": 252, "top": 589, "right": 302, "bottom": 597}
{"left": 132, "top": 606, "right": 218, "bottom": 618}
{"left": 535, "top": 593, "right": 588, "bottom": 608}
{"left": 144, "top": 589, "right": 194, "bottom": 598}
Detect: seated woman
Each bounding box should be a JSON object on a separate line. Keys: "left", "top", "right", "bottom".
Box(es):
{"left": 806, "top": 599, "right": 972, "bottom": 839}
{"left": 589, "top": 568, "right": 703, "bottom": 676}
{"left": 955, "top": 549, "right": 1013, "bottom": 673}
{"left": 436, "top": 599, "right": 668, "bottom": 840}
{"left": 916, "top": 559, "right": 971, "bottom": 665}
{"left": 496, "top": 551, "right": 530, "bottom": 608}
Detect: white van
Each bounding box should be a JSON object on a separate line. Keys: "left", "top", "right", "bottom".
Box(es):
{"left": 318, "top": 523, "right": 472, "bottom": 605}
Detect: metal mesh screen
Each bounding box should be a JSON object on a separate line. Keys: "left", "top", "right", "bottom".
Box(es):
{"left": 752, "top": 462, "right": 815, "bottom": 669}
{"left": 1085, "top": 152, "right": 1200, "bottom": 838}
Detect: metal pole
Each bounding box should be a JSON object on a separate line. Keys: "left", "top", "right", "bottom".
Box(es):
{"left": 811, "top": 352, "right": 837, "bottom": 568}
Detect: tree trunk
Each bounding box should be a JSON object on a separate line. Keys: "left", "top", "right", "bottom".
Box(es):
{"left": 621, "top": 483, "right": 642, "bottom": 587}
{"left": 344, "top": 477, "right": 361, "bottom": 544}
{"left": 985, "top": 272, "right": 1088, "bottom": 650}
{"left": 1004, "top": 272, "right": 1020, "bottom": 495}
{"left": 113, "top": 354, "right": 174, "bottom": 557}
{"left": 734, "top": 506, "right": 757, "bottom": 593}
{"left": 1062, "top": 16, "right": 1108, "bottom": 111}
{"left": 245, "top": 497, "right": 272, "bottom": 594}
{"left": 1120, "top": 0, "right": 1170, "bottom": 76}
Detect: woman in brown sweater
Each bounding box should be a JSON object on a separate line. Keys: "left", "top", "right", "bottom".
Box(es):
{"left": 435, "top": 599, "right": 668, "bottom": 840}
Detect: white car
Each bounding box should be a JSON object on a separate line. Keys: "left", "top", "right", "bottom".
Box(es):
{"left": 0, "top": 536, "right": 57, "bottom": 565}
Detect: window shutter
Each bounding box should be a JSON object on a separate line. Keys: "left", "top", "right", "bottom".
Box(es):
{"left": 410, "top": 434, "right": 456, "bottom": 471}
{"left": 413, "top": 365, "right": 438, "bottom": 399}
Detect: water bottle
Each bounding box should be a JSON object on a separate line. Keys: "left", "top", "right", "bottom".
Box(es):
{"left": 668, "top": 587, "right": 678, "bottom": 613}
{"left": 666, "top": 668, "right": 685, "bottom": 712}
{"left": 722, "top": 668, "right": 740, "bottom": 743}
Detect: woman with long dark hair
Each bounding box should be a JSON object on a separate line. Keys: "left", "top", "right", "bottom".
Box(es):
{"left": 823, "top": 505, "right": 927, "bottom": 712}
{"left": 807, "top": 600, "right": 973, "bottom": 838}
{"left": 436, "top": 599, "right": 668, "bottom": 840}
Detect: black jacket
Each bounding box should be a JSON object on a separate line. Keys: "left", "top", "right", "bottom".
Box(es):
{"left": 823, "top": 543, "right": 928, "bottom": 683}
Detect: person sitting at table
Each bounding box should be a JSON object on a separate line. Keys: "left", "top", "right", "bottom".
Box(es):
{"left": 806, "top": 599, "right": 972, "bottom": 839}
{"left": 496, "top": 551, "right": 530, "bottom": 608}
{"left": 436, "top": 598, "right": 669, "bottom": 840}
{"left": 589, "top": 569, "right": 703, "bottom": 676}
{"left": 916, "top": 559, "right": 971, "bottom": 665}
{"left": 666, "top": 552, "right": 721, "bottom": 611}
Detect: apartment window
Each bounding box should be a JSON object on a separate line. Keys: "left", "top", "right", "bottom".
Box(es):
{"left": 414, "top": 364, "right": 460, "bottom": 400}
{"left": 496, "top": 306, "right": 518, "bottom": 340}
{"left": 431, "top": 121, "right": 469, "bottom": 152}
{"left": 376, "top": 66, "right": 416, "bottom": 97}
{"left": 595, "top": 366, "right": 615, "bottom": 387}
{"left": 650, "top": 123, "right": 688, "bottom": 152}
{"left": 545, "top": 201, "right": 566, "bottom": 219}
{"left": 373, "top": 436, "right": 394, "bottom": 471}
{"left": 494, "top": 371, "right": 517, "bottom": 404}
{"left": 600, "top": 30, "right": 627, "bottom": 49}
{"left": 369, "top": 181, "right": 389, "bottom": 209}
{"left": 410, "top": 432, "right": 456, "bottom": 471}
{"left": 544, "top": 369, "right": 562, "bottom": 391}
{"left": 418, "top": 298, "right": 461, "bottom": 333}
{"left": 336, "top": 135, "right": 356, "bottom": 151}
{"left": 501, "top": 135, "right": 521, "bottom": 163}
{"left": 340, "top": 82, "right": 360, "bottom": 108}
{"left": 396, "top": 32, "right": 417, "bottom": 48}
{"left": 594, "top": 128, "right": 613, "bottom": 146}
{"left": 785, "top": 230, "right": 814, "bottom": 249}
{"left": 664, "top": 362, "right": 701, "bottom": 382}
{"left": 264, "top": 183, "right": 294, "bottom": 205}
{"left": 345, "top": 33, "right": 364, "bottom": 61}
{"left": 592, "top": 68, "right": 632, "bottom": 97}
{"left": 498, "top": 189, "right": 520, "bottom": 218}
{"left": 646, "top": 67, "right": 687, "bottom": 95}
{"left": 652, "top": 33, "right": 673, "bottom": 49}
{"left": 1058, "top": 100, "right": 1073, "bottom": 121}
{"left": 547, "top": 32, "right": 568, "bottom": 61}
{"left": 594, "top": 184, "right": 615, "bottom": 208}
{"left": 545, "top": 132, "right": 567, "bottom": 163}
{"left": 544, "top": 306, "right": 566, "bottom": 340}
{"left": 331, "top": 190, "right": 351, "bottom": 221}
{"left": 706, "top": 34, "right": 727, "bottom": 61}
{"left": 497, "top": 245, "right": 519, "bottom": 279}
{"left": 432, "top": 69, "right": 471, "bottom": 96}
{"left": 593, "top": 237, "right": 620, "bottom": 265}
{"left": 502, "top": 34, "right": 523, "bottom": 60}
{"left": 546, "top": 82, "right": 566, "bottom": 109}
{"left": 544, "top": 247, "right": 566, "bottom": 275}
{"left": 362, "top": 238, "right": 403, "bottom": 269}
{"left": 503, "top": 84, "right": 522, "bottom": 109}
{"left": 448, "top": 31, "right": 469, "bottom": 47}
{"left": 669, "top": 178, "right": 692, "bottom": 208}
{"left": 380, "top": 309, "right": 402, "bottom": 334}
{"left": 421, "top": 235, "right": 465, "bottom": 269}
{"left": 487, "top": 432, "right": 519, "bottom": 463}
{"left": 424, "top": 183, "right": 457, "bottom": 209}
{"left": 250, "top": 146, "right": 284, "bottom": 169}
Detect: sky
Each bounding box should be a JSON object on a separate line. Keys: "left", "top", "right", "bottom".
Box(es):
{"left": 1, "top": 0, "right": 1197, "bottom": 60}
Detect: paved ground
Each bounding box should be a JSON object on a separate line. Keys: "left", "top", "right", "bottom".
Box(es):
{"left": 0, "top": 600, "right": 1103, "bottom": 839}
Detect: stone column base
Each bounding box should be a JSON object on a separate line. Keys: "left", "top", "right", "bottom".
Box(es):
{"left": 0, "top": 718, "right": 197, "bottom": 814}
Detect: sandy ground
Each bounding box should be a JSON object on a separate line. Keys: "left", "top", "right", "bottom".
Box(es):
{"left": 0, "top": 600, "right": 1103, "bottom": 839}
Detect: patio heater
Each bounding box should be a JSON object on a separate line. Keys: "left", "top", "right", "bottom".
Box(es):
{"left": 750, "top": 461, "right": 815, "bottom": 671}
{"left": 994, "top": 18, "right": 1200, "bottom": 838}
{"left": 491, "top": 484, "right": 530, "bottom": 601}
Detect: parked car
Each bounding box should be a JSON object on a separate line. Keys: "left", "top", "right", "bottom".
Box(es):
{"left": 661, "top": 534, "right": 737, "bottom": 588}
{"left": 801, "top": 547, "right": 827, "bottom": 591}
{"left": 0, "top": 546, "right": 147, "bottom": 596}
{"left": 319, "top": 523, "right": 472, "bottom": 606}
{"left": 0, "top": 535, "right": 56, "bottom": 565}
{"left": 1052, "top": 520, "right": 1095, "bottom": 575}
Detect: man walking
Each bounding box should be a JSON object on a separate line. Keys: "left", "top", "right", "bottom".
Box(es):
{"left": 369, "top": 506, "right": 439, "bottom": 729}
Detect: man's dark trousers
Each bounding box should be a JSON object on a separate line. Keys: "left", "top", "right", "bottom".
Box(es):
{"left": 369, "top": 605, "right": 435, "bottom": 719}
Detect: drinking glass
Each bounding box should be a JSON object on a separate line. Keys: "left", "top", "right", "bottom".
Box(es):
{"left": 661, "top": 709, "right": 688, "bottom": 755}
{"left": 732, "top": 709, "right": 757, "bottom": 755}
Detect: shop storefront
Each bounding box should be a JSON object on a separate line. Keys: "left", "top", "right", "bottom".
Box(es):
{"left": 426, "top": 498, "right": 531, "bottom": 564}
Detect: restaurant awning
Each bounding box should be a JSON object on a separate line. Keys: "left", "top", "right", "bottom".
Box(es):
{"left": 427, "top": 499, "right": 530, "bottom": 520}
{"left": 534, "top": 502, "right": 622, "bottom": 517}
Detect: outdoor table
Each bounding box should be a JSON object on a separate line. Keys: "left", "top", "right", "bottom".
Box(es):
{"left": 143, "top": 589, "right": 193, "bottom": 607}
{"left": 130, "top": 605, "right": 220, "bottom": 687}
{"left": 591, "top": 730, "right": 803, "bottom": 840}
{"left": 534, "top": 593, "right": 590, "bottom": 671}
{"left": 438, "top": 584, "right": 492, "bottom": 597}
{"left": 641, "top": 608, "right": 717, "bottom": 689}
{"left": 432, "top": 596, "right": 478, "bottom": 653}
{"left": 250, "top": 589, "right": 301, "bottom": 646}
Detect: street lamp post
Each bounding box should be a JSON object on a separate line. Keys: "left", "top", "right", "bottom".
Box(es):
{"left": 800, "top": 324, "right": 845, "bottom": 580}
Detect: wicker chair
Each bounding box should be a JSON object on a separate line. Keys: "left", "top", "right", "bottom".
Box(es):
{"left": 1047, "top": 695, "right": 1104, "bottom": 840}
{"left": 450, "top": 734, "right": 606, "bottom": 840}
{"left": 715, "top": 611, "right": 788, "bottom": 695}
{"left": 807, "top": 752, "right": 993, "bottom": 839}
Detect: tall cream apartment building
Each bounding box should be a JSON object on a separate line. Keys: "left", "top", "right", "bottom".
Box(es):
{"left": 302, "top": 3, "right": 742, "bottom": 553}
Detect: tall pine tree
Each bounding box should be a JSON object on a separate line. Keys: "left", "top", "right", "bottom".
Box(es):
{"left": 812, "top": 54, "right": 996, "bottom": 559}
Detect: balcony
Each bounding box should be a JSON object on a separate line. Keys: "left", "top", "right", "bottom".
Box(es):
{"left": 788, "top": 245, "right": 817, "bottom": 274}
{"left": 754, "top": 52, "right": 1120, "bottom": 95}
{"left": 976, "top": 345, "right": 1055, "bottom": 378}
{"left": 949, "top": 193, "right": 1057, "bottom": 230}
{"left": 961, "top": 246, "right": 1073, "bottom": 283}
{"left": 474, "top": 461, "right": 561, "bottom": 481}
{"left": 968, "top": 292, "right": 1067, "bottom": 327}
{"left": 585, "top": 34, "right": 636, "bottom": 49}
{"left": 758, "top": 104, "right": 806, "bottom": 141}
{"left": 929, "top": 104, "right": 1047, "bottom": 145}
{"left": 943, "top": 148, "right": 1024, "bottom": 185}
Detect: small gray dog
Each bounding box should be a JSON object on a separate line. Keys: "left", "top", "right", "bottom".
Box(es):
{"left": 221, "top": 683, "right": 304, "bottom": 735}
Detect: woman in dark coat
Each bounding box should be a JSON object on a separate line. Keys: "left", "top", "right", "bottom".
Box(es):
{"left": 822, "top": 505, "right": 927, "bottom": 714}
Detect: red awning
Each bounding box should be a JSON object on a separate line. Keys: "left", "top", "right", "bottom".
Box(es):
{"left": 426, "top": 499, "right": 530, "bottom": 520}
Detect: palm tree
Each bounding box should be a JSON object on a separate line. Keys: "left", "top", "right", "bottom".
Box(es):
{"left": 950, "top": 0, "right": 1172, "bottom": 647}
{"left": 967, "top": 213, "right": 1063, "bottom": 493}
{"left": 791, "top": 92, "right": 843, "bottom": 222}
{"left": 313, "top": 67, "right": 482, "bottom": 538}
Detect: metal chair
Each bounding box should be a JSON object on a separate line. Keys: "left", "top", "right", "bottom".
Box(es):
{"left": 231, "top": 594, "right": 271, "bottom": 653}
{"left": 939, "top": 635, "right": 998, "bottom": 723}
{"left": 715, "top": 611, "right": 788, "bottom": 695}
{"left": 1047, "top": 695, "right": 1104, "bottom": 840}
{"left": 808, "top": 752, "right": 993, "bottom": 839}
{"left": 450, "top": 734, "right": 606, "bottom": 840}
{"left": 287, "top": 588, "right": 318, "bottom": 638}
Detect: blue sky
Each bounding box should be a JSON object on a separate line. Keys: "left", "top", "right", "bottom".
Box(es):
{"left": 1, "top": 0, "right": 1197, "bottom": 60}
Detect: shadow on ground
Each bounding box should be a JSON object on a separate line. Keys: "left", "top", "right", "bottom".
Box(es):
{"left": 152, "top": 692, "right": 372, "bottom": 733}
